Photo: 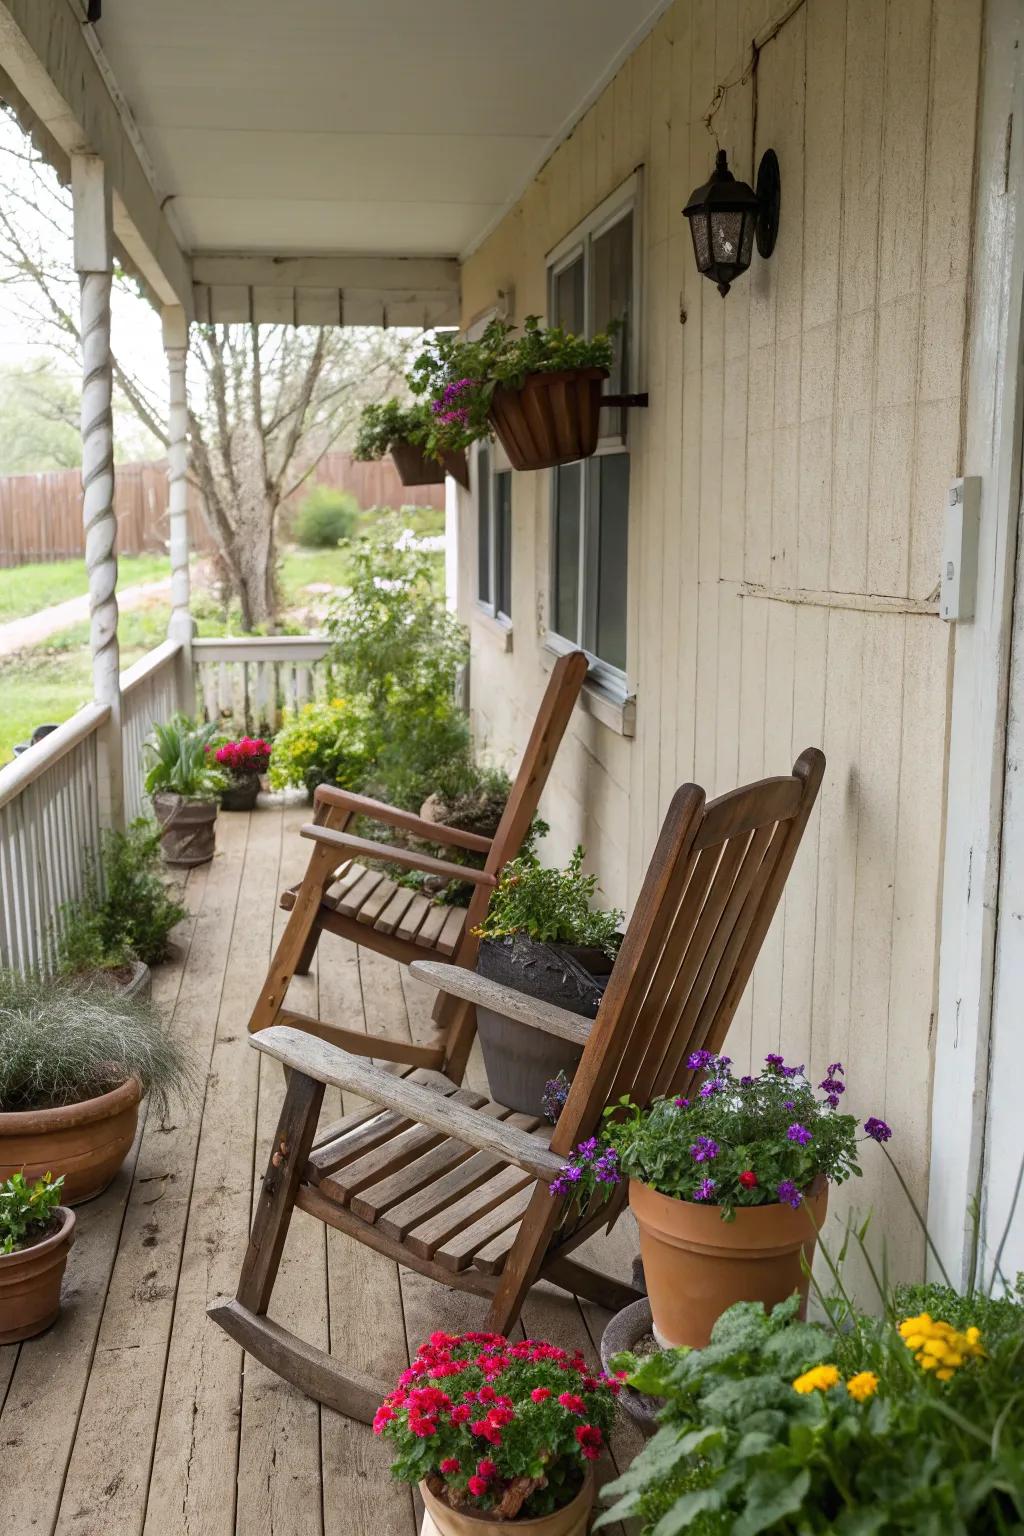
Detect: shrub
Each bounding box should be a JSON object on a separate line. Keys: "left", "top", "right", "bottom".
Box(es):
{"left": 293, "top": 485, "right": 360, "bottom": 548}
{"left": 475, "top": 846, "right": 623, "bottom": 956}
{"left": 143, "top": 716, "right": 228, "bottom": 799}
{"left": 0, "top": 1172, "right": 65, "bottom": 1254}
{"left": 353, "top": 398, "right": 431, "bottom": 461}
{"left": 0, "top": 969, "right": 195, "bottom": 1115}
{"left": 56, "top": 818, "right": 188, "bottom": 972}
{"left": 268, "top": 697, "right": 372, "bottom": 796}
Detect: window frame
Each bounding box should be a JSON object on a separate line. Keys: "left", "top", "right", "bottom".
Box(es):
{"left": 475, "top": 439, "right": 513, "bottom": 628}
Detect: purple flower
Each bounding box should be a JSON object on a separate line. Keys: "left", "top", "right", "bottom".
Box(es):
{"left": 694, "top": 1177, "right": 717, "bottom": 1202}
{"left": 542, "top": 1071, "right": 570, "bottom": 1123}
{"left": 765, "top": 1053, "right": 785, "bottom": 1070}
{"left": 782, "top": 1064, "right": 805, "bottom": 1080}
{"left": 783, "top": 1099, "right": 795, "bottom": 1110}
{"left": 717, "top": 1056, "right": 732, "bottom": 1070}
{"left": 787, "top": 1123, "right": 813, "bottom": 1146}
{"left": 777, "top": 1179, "right": 803, "bottom": 1209}
{"left": 594, "top": 1150, "right": 620, "bottom": 1185}
{"left": 864, "top": 1117, "right": 892, "bottom": 1143}
{"left": 819, "top": 1072, "right": 846, "bottom": 1105}
{"left": 690, "top": 1135, "right": 719, "bottom": 1164}
{"left": 699, "top": 1079, "right": 723, "bottom": 1098}
{"left": 673, "top": 1096, "right": 690, "bottom": 1109}
{"left": 576, "top": 1137, "right": 599, "bottom": 1162}
{"left": 827, "top": 1062, "right": 845, "bottom": 1078}
{"left": 687, "top": 1049, "right": 715, "bottom": 1071}
{"left": 740, "top": 1075, "right": 754, "bottom": 1088}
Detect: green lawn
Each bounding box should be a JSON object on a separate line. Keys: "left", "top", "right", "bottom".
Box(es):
{"left": 0, "top": 552, "right": 171, "bottom": 623}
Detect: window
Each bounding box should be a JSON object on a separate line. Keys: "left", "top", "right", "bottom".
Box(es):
{"left": 547, "top": 177, "right": 639, "bottom": 684}
{"left": 477, "top": 442, "right": 512, "bottom": 621}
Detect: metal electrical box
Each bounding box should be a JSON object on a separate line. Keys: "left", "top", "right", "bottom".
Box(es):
{"left": 940, "top": 477, "right": 981, "bottom": 622}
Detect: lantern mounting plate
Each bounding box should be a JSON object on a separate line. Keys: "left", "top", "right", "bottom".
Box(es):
{"left": 755, "top": 149, "right": 781, "bottom": 260}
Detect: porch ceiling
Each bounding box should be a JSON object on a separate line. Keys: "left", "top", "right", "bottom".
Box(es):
{"left": 94, "top": 0, "right": 669, "bottom": 262}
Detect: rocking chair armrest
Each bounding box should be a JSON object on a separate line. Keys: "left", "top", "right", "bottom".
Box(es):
{"left": 251, "top": 1026, "right": 563, "bottom": 1183}
{"left": 300, "top": 824, "right": 498, "bottom": 888}
{"left": 409, "top": 961, "right": 593, "bottom": 1048}
{"left": 312, "top": 786, "right": 493, "bottom": 856}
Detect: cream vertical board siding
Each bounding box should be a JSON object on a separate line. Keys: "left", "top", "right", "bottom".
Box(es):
{"left": 457, "top": 0, "right": 981, "bottom": 1282}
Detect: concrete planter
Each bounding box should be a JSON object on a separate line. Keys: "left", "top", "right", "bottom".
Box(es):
{"left": 153, "top": 791, "right": 218, "bottom": 866}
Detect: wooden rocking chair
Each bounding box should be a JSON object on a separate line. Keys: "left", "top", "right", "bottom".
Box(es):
{"left": 211, "top": 748, "right": 824, "bottom": 1422}
{"left": 247, "top": 648, "right": 589, "bottom": 1084}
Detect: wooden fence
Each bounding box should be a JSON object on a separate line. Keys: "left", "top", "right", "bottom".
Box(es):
{"left": 0, "top": 451, "right": 444, "bottom": 566}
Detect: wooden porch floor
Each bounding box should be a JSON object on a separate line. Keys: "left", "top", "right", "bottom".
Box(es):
{"left": 0, "top": 803, "right": 641, "bottom": 1535}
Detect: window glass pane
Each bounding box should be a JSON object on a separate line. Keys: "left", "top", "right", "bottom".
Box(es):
{"left": 553, "top": 462, "right": 581, "bottom": 641}
{"left": 552, "top": 254, "right": 584, "bottom": 333}
{"left": 495, "top": 471, "right": 512, "bottom": 619}
{"left": 592, "top": 211, "right": 633, "bottom": 431}
{"left": 477, "top": 444, "right": 491, "bottom": 604}
{"left": 594, "top": 452, "right": 629, "bottom": 671}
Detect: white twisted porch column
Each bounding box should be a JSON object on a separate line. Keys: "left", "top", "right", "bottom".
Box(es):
{"left": 163, "top": 305, "right": 196, "bottom": 713}
{"left": 73, "top": 154, "right": 124, "bottom": 830}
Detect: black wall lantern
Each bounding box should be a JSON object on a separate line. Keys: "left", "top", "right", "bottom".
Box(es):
{"left": 683, "top": 148, "right": 781, "bottom": 297}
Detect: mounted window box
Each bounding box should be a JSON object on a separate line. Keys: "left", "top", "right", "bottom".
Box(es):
{"left": 488, "top": 365, "right": 608, "bottom": 471}
{"left": 389, "top": 438, "right": 469, "bottom": 489}
{"left": 354, "top": 398, "right": 469, "bottom": 489}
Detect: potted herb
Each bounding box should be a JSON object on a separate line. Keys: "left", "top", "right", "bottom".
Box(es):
{"left": 215, "top": 735, "right": 272, "bottom": 811}
{"left": 0, "top": 1172, "right": 74, "bottom": 1343}
{"left": 408, "top": 316, "right": 616, "bottom": 471}
{"left": 56, "top": 819, "right": 187, "bottom": 994}
{"left": 472, "top": 848, "right": 622, "bottom": 1114}
{"left": 554, "top": 1054, "right": 877, "bottom": 1351}
{"left": 374, "top": 1330, "right": 618, "bottom": 1532}
{"left": 143, "top": 715, "right": 228, "bottom": 866}
{"left": 354, "top": 398, "right": 469, "bottom": 488}
{"left": 0, "top": 969, "right": 195, "bottom": 1203}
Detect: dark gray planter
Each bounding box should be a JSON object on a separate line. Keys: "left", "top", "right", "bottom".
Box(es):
{"left": 600, "top": 1295, "right": 662, "bottom": 1434}
{"left": 475, "top": 935, "right": 612, "bottom": 1116}
{"left": 220, "top": 775, "right": 260, "bottom": 812}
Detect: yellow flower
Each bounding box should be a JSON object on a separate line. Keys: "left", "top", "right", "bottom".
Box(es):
{"left": 792, "top": 1364, "right": 841, "bottom": 1394}
{"left": 897, "top": 1314, "right": 985, "bottom": 1380}
{"left": 845, "top": 1371, "right": 878, "bottom": 1402}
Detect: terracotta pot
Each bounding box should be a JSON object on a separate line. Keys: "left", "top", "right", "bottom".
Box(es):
{"left": 419, "top": 1470, "right": 593, "bottom": 1535}
{"left": 220, "top": 775, "right": 260, "bottom": 812}
{"left": 0, "top": 1077, "right": 142, "bottom": 1205}
{"left": 630, "top": 1176, "right": 828, "bottom": 1349}
{"left": 488, "top": 369, "right": 608, "bottom": 471}
{"left": 390, "top": 441, "right": 470, "bottom": 490}
{"left": 153, "top": 791, "right": 218, "bottom": 866}
{"left": 0, "top": 1205, "right": 75, "bottom": 1344}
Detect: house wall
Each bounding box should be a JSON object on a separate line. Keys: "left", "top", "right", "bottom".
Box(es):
{"left": 456, "top": 0, "right": 982, "bottom": 1283}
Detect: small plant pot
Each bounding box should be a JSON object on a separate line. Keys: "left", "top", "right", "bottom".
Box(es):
{"left": 0, "top": 1077, "right": 143, "bottom": 1205}
{"left": 220, "top": 775, "right": 260, "bottom": 812}
{"left": 629, "top": 1176, "right": 829, "bottom": 1350}
{"left": 488, "top": 368, "right": 608, "bottom": 471}
{"left": 599, "top": 1296, "right": 661, "bottom": 1435}
{"left": 419, "top": 1469, "right": 593, "bottom": 1535}
{"left": 390, "top": 441, "right": 470, "bottom": 490}
{"left": 475, "top": 935, "right": 611, "bottom": 1115}
{"left": 153, "top": 791, "right": 218, "bottom": 866}
{"left": 0, "top": 1205, "right": 76, "bottom": 1344}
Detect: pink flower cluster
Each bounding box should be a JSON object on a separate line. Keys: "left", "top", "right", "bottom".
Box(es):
{"left": 214, "top": 737, "right": 271, "bottom": 776}
{"left": 431, "top": 376, "right": 476, "bottom": 426}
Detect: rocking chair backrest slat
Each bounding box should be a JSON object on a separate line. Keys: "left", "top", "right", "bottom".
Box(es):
{"left": 549, "top": 749, "right": 825, "bottom": 1160}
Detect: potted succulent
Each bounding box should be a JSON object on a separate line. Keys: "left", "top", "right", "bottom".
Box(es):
{"left": 554, "top": 1055, "right": 881, "bottom": 1351}
{"left": 374, "top": 1330, "right": 619, "bottom": 1533}
{"left": 472, "top": 848, "right": 622, "bottom": 1115}
{"left": 143, "top": 715, "right": 228, "bottom": 866}
{"left": 354, "top": 397, "right": 469, "bottom": 489}
{"left": 215, "top": 735, "right": 272, "bottom": 811}
{"left": 0, "top": 1171, "right": 74, "bottom": 1344}
{"left": 408, "top": 316, "right": 616, "bottom": 471}
{"left": 0, "top": 969, "right": 194, "bottom": 1203}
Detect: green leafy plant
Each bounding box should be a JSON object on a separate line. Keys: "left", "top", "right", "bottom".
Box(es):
{"left": 268, "top": 697, "right": 374, "bottom": 796}
{"left": 292, "top": 484, "right": 360, "bottom": 547}
{"left": 408, "top": 315, "right": 616, "bottom": 455}
{"left": 143, "top": 715, "right": 228, "bottom": 800}
{"left": 56, "top": 819, "right": 187, "bottom": 973}
{"left": 0, "top": 969, "right": 195, "bottom": 1115}
{"left": 474, "top": 846, "right": 623, "bottom": 956}
{"left": 353, "top": 398, "right": 432, "bottom": 461}
{"left": 0, "top": 1171, "right": 65, "bottom": 1255}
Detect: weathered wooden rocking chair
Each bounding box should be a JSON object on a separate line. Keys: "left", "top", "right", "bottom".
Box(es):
{"left": 247, "top": 648, "right": 589, "bottom": 1084}
{"left": 211, "top": 748, "right": 824, "bottom": 1421}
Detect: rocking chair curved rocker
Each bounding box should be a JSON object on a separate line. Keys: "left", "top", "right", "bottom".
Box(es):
{"left": 210, "top": 748, "right": 825, "bottom": 1422}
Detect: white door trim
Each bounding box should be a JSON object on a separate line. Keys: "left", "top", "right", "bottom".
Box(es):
{"left": 930, "top": 0, "right": 1024, "bottom": 1283}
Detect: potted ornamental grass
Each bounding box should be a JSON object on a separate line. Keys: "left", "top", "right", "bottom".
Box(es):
{"left": 0, "top": 1171, "right": 74, "bottom": 1344}
{"left": 375, "top": 1331, "right": 619, "bottom": 1533}
{"left": 409, "top": 316, "right": 616, "bottom": 472}
{"left": 354, "top": 397, "right": 469, "bottom": 488}
{"left": 143, "top": 715, "right": 228, "bottom": 866}
{"left": 555, "top": 1053, "right": 885, "bottom": 1351}
{"left": 0, "top": 969, "right": 195, "bottom": 1203}
{"left": 472, "top": 847, "right": 622, "bottom": 1115}
{"left": 215, "top": 735, "right": 271, "bottom": 811}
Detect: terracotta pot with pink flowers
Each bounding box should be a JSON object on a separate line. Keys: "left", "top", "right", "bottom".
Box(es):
{"left": 374, "top": 1331, "right": 619, "bottom": 1532}
{"left": 216, "top": 736, "right": 271, "bottom": 811}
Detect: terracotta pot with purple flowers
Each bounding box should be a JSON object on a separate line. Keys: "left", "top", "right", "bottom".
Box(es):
{"left": 552, "top": 1052, "right": 890, "bottom": 1350}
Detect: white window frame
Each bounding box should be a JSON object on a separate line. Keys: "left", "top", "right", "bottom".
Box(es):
{"left": 475, "top": 438, "right": 513, "bottom": 628}
{"left": 545, "top": 172, "right": 642, "bottom": 700}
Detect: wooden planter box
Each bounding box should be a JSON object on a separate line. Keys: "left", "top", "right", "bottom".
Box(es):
{"left": 488, "top": 367, "right": 608, "bottom": 471}
{"left": 390, "top": 441, "right": 469, "bottom": 489}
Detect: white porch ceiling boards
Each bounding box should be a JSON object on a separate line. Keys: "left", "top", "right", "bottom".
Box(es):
{"left": 93, "top": 0, "right": 670, "bottom": 262}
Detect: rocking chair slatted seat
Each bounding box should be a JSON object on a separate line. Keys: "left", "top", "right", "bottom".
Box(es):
{"left": 247, "top": 649, "right": 590, "bottom": 1084}
{"left": 210, "top": 748, "right": 825, "bottom": 1424}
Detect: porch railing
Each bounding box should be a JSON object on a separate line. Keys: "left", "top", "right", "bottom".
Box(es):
{"left": 121, "top": 639, "right": 184, "bottom": 822}
{"left": 193, "top": 635, "right": 332, "bottom": 734}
